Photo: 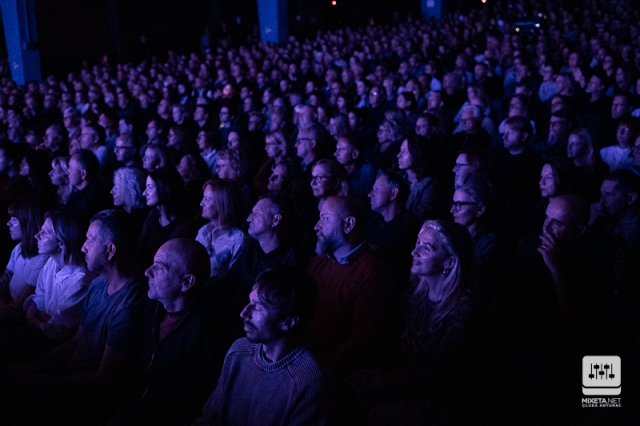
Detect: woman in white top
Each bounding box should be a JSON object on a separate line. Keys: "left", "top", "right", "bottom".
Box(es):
{"left": 0, "top": 197, "right": 48, "bottom": 324}
{"left": 197, "top": 179, "right": 246, "bottom": 281}
{"left": 23, "top": 210, "right": 94, "bottom": 340}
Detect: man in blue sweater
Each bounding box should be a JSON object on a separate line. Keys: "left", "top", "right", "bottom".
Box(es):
{"left": 194, "top": 266, "right": 340, "bottom": 426}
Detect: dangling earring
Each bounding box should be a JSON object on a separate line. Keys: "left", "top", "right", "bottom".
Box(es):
{"left": 443, "top": 269, "right": 450, "bottom": 276}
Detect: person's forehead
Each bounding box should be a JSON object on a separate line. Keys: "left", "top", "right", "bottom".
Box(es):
{"left": 601, "top": 180, "right": 620, "bottom": 192}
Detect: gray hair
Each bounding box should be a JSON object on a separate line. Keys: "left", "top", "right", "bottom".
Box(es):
{"left": 113, "top": 167, "right": 146, "bottom": 210}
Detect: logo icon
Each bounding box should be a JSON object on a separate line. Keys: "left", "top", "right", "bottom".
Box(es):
{"left": 582, "top": 356, "right": 621, "bottom": 395}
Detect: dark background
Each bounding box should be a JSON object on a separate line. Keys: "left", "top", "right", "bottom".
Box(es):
{"left": 0, "top": 0, "right": 474, "bottom": 77}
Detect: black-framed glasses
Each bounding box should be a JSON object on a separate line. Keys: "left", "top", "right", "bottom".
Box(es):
{"left": 310, "top": 175, "right": 331, "bottom": 184}
{"left": 450, "top": 201, "right": 478, "bottom": 212}
{"left": 295, "top": 137, "right": 313, "bottom": 145}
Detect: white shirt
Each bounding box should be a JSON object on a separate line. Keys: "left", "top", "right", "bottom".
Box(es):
{"left": 600, "top": 146, "right": 634, "bottom": 172}
{"left": 5, "top": 243, "right": 49, "bottom": 301}
{"left": 24, "top": 259, "right": 93, "bottom": 339}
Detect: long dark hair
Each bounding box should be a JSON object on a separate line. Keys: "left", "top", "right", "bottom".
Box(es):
{"left": 45, "top": 210, "right": 86, "bottom": 267}
{"left": 8, "top": 197, "right": 43, "bottom": 258}
{"left": 149, "top": 168, "right": 185, "bottom": 218}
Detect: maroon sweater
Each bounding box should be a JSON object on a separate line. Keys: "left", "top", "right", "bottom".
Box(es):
{"left": 308, "top": 247, "right": 397, "bottom": 374}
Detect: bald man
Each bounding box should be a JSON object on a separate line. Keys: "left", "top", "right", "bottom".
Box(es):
{"left": 116, "top": 239, "right": 228, "bottom": 426}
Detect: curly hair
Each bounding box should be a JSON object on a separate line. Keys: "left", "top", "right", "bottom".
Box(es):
{"left": 113, "top": 167, "right": 146, "bottom": 212}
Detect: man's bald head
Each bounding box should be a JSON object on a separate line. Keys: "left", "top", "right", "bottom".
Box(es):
{"left": 324, "top": 196, "right": 366, "bottom": 237}
{"left": 161, "top": 238, "right": 211, "bottom": 287}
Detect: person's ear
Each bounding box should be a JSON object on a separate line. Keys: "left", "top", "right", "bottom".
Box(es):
{"left": 351, "top": 149, "right": 360, "bottom": 161}
{"left": 80, "top": 168, "right": 88, "bottom": 181}
{"left": 309, "top": 139, "right": 316, "bottom": 150}
{"left": 280, "top": 315, "right": 299, "bottom": 332}
{"left": 477, "top": 205, "right": 487, "bottom": 217}
{"left": 627, "top": 191, "right": 638, "bottom": 206}
{"left": 444, "top": 256, "right": 456, "bottom": 271}
{"left": 343, "top": 216, "right": 356, "bottom": 234}
{"left": 576, "top": 225, "right": 586, "bottom": 238}
{"left": 389, "top": 187, "right": 399, "bottom": 202}
{"left": 272, "top": 214, "right": 282, "bottom": 228}
{"left": 180, "top": 274, "right": 197, "bottom": 293}
{"left": 105, "top": 242, "right": 117, "bottom": 261}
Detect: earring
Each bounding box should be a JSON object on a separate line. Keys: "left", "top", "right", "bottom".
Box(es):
{"left": 443, "top": 269, "right": 450, "bottom": 276}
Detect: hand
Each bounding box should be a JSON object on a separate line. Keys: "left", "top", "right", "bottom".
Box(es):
{"left": 537, "top": 229, "right": 560, "bottom": 273}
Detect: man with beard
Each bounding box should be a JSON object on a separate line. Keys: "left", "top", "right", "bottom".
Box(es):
{"left": 194, "top": 266, "right": 340, "bottom": 425}
{"left": 307, "top": 196, "right": 396, "bottom": 376}
{"left": 534, "top": 109, "right": 574, "bottom": 160}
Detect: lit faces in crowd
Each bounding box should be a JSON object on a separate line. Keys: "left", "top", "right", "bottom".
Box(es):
{"left": 310, "top": 164, "right": 336, "bottom": 199}
{"left": 265, "top": 134, "right": 285, "bottom": 159}
{"left": 452, "top": 153, "right": 477, "bottom": 188}
{"left": 6, "top": 216, "right": 21, "bottom": 241}
{"left": 66, "top": 157, "right": 84, "bottom": 187}
{"left": 114, "top": 138, "right": 136, "bottom": 163}
{"left": 539, "top": 164, "right": 560, "bottom": 198}
{"left": 36, "top": 218, "right": 61, "bottom": 256}
{"left": 81, "top": 221, "right": 109, "bottom": 273}
{"left": 240, "top": 287, "right": 287, "bottom": 344}
{"left": 368, "top": 175, "right": 394, "bottom": 212}
{"left": 145, "top": 244, "right": 184, "bottom": 304}
{"left": 314, "top": 198, "right": 346, "bottom": 256}
{"left": 200, "top": 185, "right": 220, "bottom": 223}
{"left": 143, "top": 176, "right": 159, "bottom": 207}
{"left": 600, "top": 180, "right": 633, "bottom": 217}
{"left": 411, "top": 228, "right": 454, "bottom": 278}
{"left": 397, "top": 140, "right": 413, "bottom": 171}
{"left": 334, "top": 138, "right": 356, "bottom": 166}
{"left": 450, "top": 190, "right": 483, "bottom": 228}
{"left": 567, "top": 133, "right": 589, "bottom": 160}
{"left": 247, "top": 198, "right": 275, "bottom": 239}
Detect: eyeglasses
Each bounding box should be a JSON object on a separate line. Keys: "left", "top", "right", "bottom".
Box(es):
{"left": 450, "top": 201, "right": 478, "bottom": 212}
{"left": 114, "top": 146, "right": 134, "bottom": 151}
{"left": 311, "top": 175, "right": 331, "bottom": 184}
{"left": 295, "top": 137, "right": 313, "bottom": 145}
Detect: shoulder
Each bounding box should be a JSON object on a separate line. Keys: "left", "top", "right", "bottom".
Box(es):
{"left": 226, "top": 337, "right": 258, "bottom": 358}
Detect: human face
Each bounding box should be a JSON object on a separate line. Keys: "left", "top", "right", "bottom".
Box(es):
{"left": 219, "top": 107, "right": 230, "bottom": 124}
{"left": 415, "top": 117, "right": 429, "bottom": 137}
{"left": 200, "top": 186, "right": 218, "bottom": 222}
{"left": 612, "top": 96, "right": 629, "bottom": 120}
{"left": 502, "top": 124, "right": 523, "bottom": 151}
{"left": 549, "top": 116, "right": 570, "bottom": 138}
{"left": 452, "top": 153, "right": 475, "bottom": 186}
{"left": 66, "top": 157, "right": 84, "bottom": 187}
{"left": 539, "top": 164, "right": 560, "bottom": 198}
{"left": 567, "top": 134, "right": 588, "bottom": 160}
{"left": 247, "top": 199, "right": 273, "bottom": 239}
{"left": 334, "top": 139, "right": 355, "bottom": 166}
{"left": 451, "top": 190, "right": 481, "bottom": 227}
{"left": 36, "top": 218, "right": 60, "bottom": 255}
{"left": 310, "top": 165, "right": 335, "bottom": 199}
{"left": 600, "top": 180, "right": 629, "bottom": 217}
{"left": 397, "top": 140, "right": 413, "bottom": 171}
{"left": 143, "top": 148, "right": 159, "bottom": 172}
{"left": 48, "top": 162, "right": 67, "bottom": 186}
{"left": 265, "top": 135, "right": 284, "bottom": 158}
{"left": 411, "top": 228, "right": 452, "bottom": 277}
{"left": 240, "top": 287, "right": 285, "bottom": 344}
{"left": 314, "top": 198, "right": 345, "bottom": 255}
{"left": 227, "top": 132, "right": 240, "bottom": 151}
{"left": 196, "top": 131, "right": 211, "bottom": 151}
{"left": 268, "top": 164, "right": 288, "bottom": 192}
{"left": 114, "top": 138, "right": 135, "bottom": 162}
{"left": 368, "top": 175, "right": 393, "bottom": 212}
{"left": 216, "top": 158, "right": 233, "bottom": 179}
{"left": 295, "top": 134, "right": 314, "bottom": 159}
{"left": 80, "top": 128, "right": 96, "bottom": 150}
{"left": 7, "top": 216, "right": 21, "bottom": 241}
{"left": 146, "top": 121, "right": 159, "bottom": 141}
{"left": 143, "top": 176, "right": 159, "bottom": 207}
{"left": 145, "top": 244, "right": 183, "bottom": 304}
{"left": 616, "top": 124, "right": 632, "bottom": 147}
{"left": 542, "top": 198, "right": 580, "bottom": 242}
{"left": 461, "top": 109, "right": 477, "bottom": 134}
{"left": 550, "top": 97, "right": 564, "bottom": 113}
{"left": 81, "top": 221, "right": 109, "bottom": 273}
{"left": 633, "top": 136, "right": 640, "bottom": 167}
{"left": 111, "top": 178, "right": 125, "bottom": 206}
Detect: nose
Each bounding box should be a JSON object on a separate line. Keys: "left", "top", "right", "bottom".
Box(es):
{"left": 240, "top": 304, "right": 250, "bottom": 319}
{"left": 144, "top": 266, "right": 154, "bottom": 278}
{"left": 81, "top": 242, "right": 88, "bottom": 253}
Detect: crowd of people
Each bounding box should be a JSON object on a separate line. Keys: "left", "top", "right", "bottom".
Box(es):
{"left": 0, "top": 0, "right": 639, "bottom": 424}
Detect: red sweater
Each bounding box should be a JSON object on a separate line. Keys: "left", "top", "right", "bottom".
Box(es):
{"left": 308, "top": 247, "right": 397, "bottom": 374}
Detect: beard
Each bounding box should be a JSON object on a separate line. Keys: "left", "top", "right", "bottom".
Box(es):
{"left": 315, "top": 227, "right": 345, "bottom": 256}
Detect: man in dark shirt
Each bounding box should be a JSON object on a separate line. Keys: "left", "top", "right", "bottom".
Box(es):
{"left": 366, "top": 170, "right": 419, "bottom": 291}
{"left": 64, "top": 150, "right": 112, "bottom": 224}
{"left": 114, "top": 238, "right": 228, "bottom": 426}
{"left": 534, "top": 109, "right": 573, "bottom": 160}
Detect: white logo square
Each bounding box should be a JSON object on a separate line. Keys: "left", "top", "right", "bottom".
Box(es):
{"left": 582, "top": 356, "right": 621, "bottom": 395}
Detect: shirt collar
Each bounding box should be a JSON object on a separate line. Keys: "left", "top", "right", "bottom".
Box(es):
{"left": 330, "top": 242, "right": 366, "bottom": 264}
